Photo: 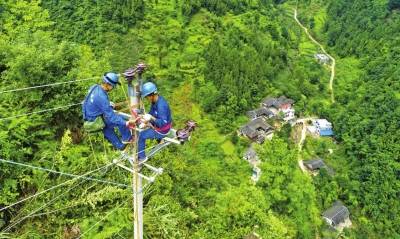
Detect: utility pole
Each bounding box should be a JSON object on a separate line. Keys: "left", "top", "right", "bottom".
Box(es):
{"left": 119, "top": 63, "right": 193, "bottom": 238}
{"left": 124, "top": 63, "right": 146, "bottom": 239}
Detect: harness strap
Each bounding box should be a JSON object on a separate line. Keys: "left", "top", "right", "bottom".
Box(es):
{"left": 153, "top": 122, "right": 172, "bottom": 134}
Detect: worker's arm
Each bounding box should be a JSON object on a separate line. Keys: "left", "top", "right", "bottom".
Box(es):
{"left": 111, "top": 100, "right": 129, "bottom": 111}
{"left": 151, "top": 102, "right": 171, "bottom": 128}
{"left": 97, "top": 95, "right": 127, "bottom": 127}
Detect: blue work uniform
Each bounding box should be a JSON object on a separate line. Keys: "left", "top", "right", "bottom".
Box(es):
{"left": 138, "top": 96, "right": 172, "bottom": 160}
{"left": 82, "top": 84, "right": 131, "bottom": 150}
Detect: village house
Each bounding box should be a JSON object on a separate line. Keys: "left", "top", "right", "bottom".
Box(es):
{"left": 315, "top": 53, "right": 330, "bottom": 64}
{"left": 243, "top": 146, "right": 259, "bottom": 162}
{"left": 313, "top": 119, "right": 334, "bottom": 136}
{"left": 303, "top": 158, "right": 326, "bottom": 171}
{"left": 247, "top": 107, "right": 274, "bottom": 120}
{"left": 239, "top": 118, "right": 274, "bottom": 144}
{"left": 322, "top": 201, "right": 351, "bottom": 229}
{"left": 251, "top": 166, "right": 261, "bottom": 183}
{"left": 261, "top": 96, "right": 295, "bottom": 121}
{"left": 303, "top": 158, "right": 334, "bottom": 175}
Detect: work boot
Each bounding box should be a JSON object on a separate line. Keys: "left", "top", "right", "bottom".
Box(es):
{"left": 138, "top": 157, "right": 149, "bottom": 165}
{"left": 122, "top": 138, "right": 134, "bottom": 145}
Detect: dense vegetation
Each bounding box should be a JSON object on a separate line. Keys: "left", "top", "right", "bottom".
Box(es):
{"left": 297, "top": 0, "right": 400, "bottom": 237}
{"left": 0, "top": 0, "right": 398, "bottom": 238}
{"left": 324, "top": 0, "right": 400, "bottom": 237}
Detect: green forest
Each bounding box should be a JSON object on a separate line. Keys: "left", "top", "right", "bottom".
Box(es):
{"left": 0, "top": 0, "right": 399, "bottom": 238}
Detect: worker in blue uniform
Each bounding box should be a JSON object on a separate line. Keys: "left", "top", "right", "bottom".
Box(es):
{"left": 138, "top": 82, "right": 172, "bottom": 161}
{"left": 82, "top": 72, "right": 135, "bottom": 150}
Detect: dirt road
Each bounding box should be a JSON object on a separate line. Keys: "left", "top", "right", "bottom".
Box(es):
{"left": 294, "top": 9, "right": 336, "bottom": 103}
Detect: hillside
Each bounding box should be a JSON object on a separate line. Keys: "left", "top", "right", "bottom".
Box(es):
{"left": 0, "top": 0, "right": 399, "bottom": 238}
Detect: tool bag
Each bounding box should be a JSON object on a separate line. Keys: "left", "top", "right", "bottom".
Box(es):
{"left": 83, "top": 116, "right": 105, "bottom": 133}
{"left": 83, "top": 85, "right": 105, "bottom": 133}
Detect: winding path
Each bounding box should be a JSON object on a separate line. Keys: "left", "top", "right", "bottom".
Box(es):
{"left": 293, "top": 9, "right": 336, "bottom": 103}
{"left": 295, "top": 117, "right": 315, "bottom": 172}
{"left": 296, "top": 117, "right": 314, "bottom": 152}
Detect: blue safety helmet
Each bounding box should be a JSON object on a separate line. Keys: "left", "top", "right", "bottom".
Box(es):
{"left": 103, "top": 72, "right": 120, "bottom": 87}
{"left": 141, "top": 82, "right": 157, "bottom": 98}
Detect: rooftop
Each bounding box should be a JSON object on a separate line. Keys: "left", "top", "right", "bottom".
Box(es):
{"left": 320, "top": 129, "right": 334, "bottom": 136}
{"left": 315, "top": 119, "right": 332, "bottom": 128}
{"left": 240, "top": 118, "right": 273, "bottom": 140}
{"left": 247, "top": 107, "right": 274, "bottom": 119}
{"left": 247, "top": 118, "right": 273, "bottom": 131}
{"left": 303, "top": 158, "right": 326, "bottom": 170}
{"left": 315, "top": 54, "right": 330, "bottom": 61}
{"left": 323, "top": 201, "right": 350, "bottom": 226}
{"left": 244, "top": 147, "right": 258, "bottom": 159}
{"left": 262, "top": 96, "right": 294, "bottom": 109}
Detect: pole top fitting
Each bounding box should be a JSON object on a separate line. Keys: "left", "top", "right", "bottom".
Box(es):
{"left": 122, "top": 63, "right": 148, "bottom": 82}
{"left": 136, "top": 63, "right": 147, "bottom": 75}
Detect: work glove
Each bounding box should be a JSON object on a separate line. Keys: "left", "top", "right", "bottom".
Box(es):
{"left": 126, "top": 119, "right": 136, "bottom": 129}
{"left": 141, "top": 114, "right": 154, "bottom": 122}
{"left": 110, "top": 101, "right": 116, "bottom": 109}
{"left": 138, "top": 122, "right": 148, "bottom": 129}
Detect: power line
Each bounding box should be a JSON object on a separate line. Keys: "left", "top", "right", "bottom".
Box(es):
{"left": 0, "top": 156, "right": 123, "bottom": 213}
{"left": 0, "top": 103, "right": 82, "bottom": 121}
{"left": 78, "top": 178, "right": 154, "bottom": 239}
{"left": 0, "top": 159, "right": 128, "bottom": 188}
{"left": 0, "top": 76, "right": 98, "bottom": 94}
{"left": 78, "top": 198, "right": 130, "bottom": 238}
{"left": 3, "top": 178, "right": 90, "bottom": 232}
{"left": 20, "top": 182, "right": 100, "bottom": 221}
{"left": 0, "top": 143, "right": 160, "bottom": 213}
{"left": 22, "top": 204, "right": 77, "bottom": 219}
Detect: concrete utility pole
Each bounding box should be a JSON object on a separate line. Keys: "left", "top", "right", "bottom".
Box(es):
{"left": 124, "top": 64, "right": 146, "bottom": 239}
{"left": 120, "top": 63, "right": 193, "bottom": 238}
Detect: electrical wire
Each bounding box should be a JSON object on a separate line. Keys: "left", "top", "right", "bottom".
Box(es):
{"left": 0, "top": 76, "right": 98, "bottom": 94}
{"left": 78, "top": 198, "right": 131, "bottom": 238}
{"left": 22, "top": 204, "right": 77, "bottom": 219}
{"left": 78, "top": 180, "right": 154, "bottom": 239}
{"left": 0, "top": 159, "right": 128, "bottom": 188}
{"left": 3, "top": 179, "right": 91, "bottom": 232}
{"left": 0, "top": 143, "right": 161, "bottom": 213}
{"left": 0, "top": 156, "right": 123, "bottom": 213}
{"left": 0, "top": 103, "right": 82, "bottom": 121}
{"left": 7, "top": 159, "right": 116, "bottom": 229}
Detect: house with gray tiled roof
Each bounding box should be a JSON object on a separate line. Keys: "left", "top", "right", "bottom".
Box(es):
{"left": 247, "top": 107, "right": 274, "bottom": 120}
{"left": 261, "top": 96, "right": 295, "bottom": 121}
{"left": 322, "top": 201, "right": 350, "bottom": 228}
{"left": 239, "top": 118, "right": 274, "bottom": 144}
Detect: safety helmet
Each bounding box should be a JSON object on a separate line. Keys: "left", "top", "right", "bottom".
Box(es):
{"left": 141, "top": 82, "right": 157, "bottom": 98}
{"left": 103, "top": 72, "right": 120, "bottom": 87}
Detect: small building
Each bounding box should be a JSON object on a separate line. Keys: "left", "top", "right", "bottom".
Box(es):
{"left": 239, "top": 118, "right": 274, "bottom": 144}
{"left": 251, "top": 167, "right": 261, "bottom": 183}
{"left": 243, "top": 147, "right": 258, "bottom": 161}
{"left": 322, "top": 201, "right": 350, "bottom": 228}
{"left": 303, "top": 158, "right": 334, "bottom": 175}
{"left": 303, "top": 158, "right": 326, "bottom": 171}
{"left": 261, "top": 96, "right": 295, "bottom": 121}
{"left": 315, "top": 53, "right": 330, "bottom": 64}
{"left": 247, "top": 107, "right": 274, "bottom": 120}
{"left": 313, "top": 119, "right": 334, "bottom": 136}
